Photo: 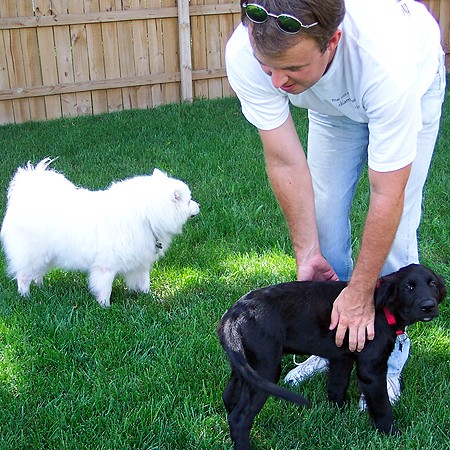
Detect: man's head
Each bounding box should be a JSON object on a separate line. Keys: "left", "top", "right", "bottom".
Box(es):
{"left": 241, "top": 0, "right": 345, "bottom": 56}
{"left": 241, "top": 0, "right": 345, "bottom": 94}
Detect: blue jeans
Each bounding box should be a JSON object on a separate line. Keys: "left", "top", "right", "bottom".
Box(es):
{"left": 306, "top": 57, "right": 446, "bottom": 281}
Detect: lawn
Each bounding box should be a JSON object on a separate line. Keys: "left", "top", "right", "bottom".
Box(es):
{"left": 0, "top": 81, "right": 448, "bottom": 449}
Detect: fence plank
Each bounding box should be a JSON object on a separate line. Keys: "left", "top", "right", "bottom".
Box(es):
{"left": 191, "top": 0, "right": 209, "bottom": 100}
{"left": 53, "top": 0, "right": 78, "bottom": 117}
{"left": 4, "top": 0, "right": 31, "bottom": 123}
{"left": 162, "top": 0, "right": 180, "bottom": 104}
{"left": 35, "top": 0, "right": 62, "bottom": 120}
{"left": 0, "top": 73, "right": 184, "bottom": 101}
{"left": 116, "top": 0, "right": 137, "bottom": 110}
{"left": 0, "top": 7, "right": 178, "bottom": 29}
{"left": 0, "top": 26, "right": 14, "bottom": 124}
{"left": 178, "top": 0, "right": 193, "bottom": 102}
{"left": 131, "top": 0, "right": 152, "bottom": 110}
{"left": 0, "top": 4, "right": 240, "bottom": 30}
{"left": 84, "top": 0, "right": 108, "bottom": 115}
{"left": 205, "top": 0, "right": 223, "bottom": 99}
{"left": 146, "top": 0, "right": 165, "bottom": 107}
{"left": 219, "top": 0, "right": 240, "bottom": 97}
{"left": 68, "top": 0, "right": 93, "bottom": 115}
{"left": 99, "top": 0, "right": 123, "bottom": 113}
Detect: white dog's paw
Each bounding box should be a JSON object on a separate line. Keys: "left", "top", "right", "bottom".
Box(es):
{"left": 124, "top": 270, "right": 150, "bottom": 293}
{"left": 17, "top": 275, "right": 32, "bottom": 296}
{"left": 18, "top": 286, "right": 31, "bottom": 297}
{"left": 96, "top": 296, "right": 111, "bottom": 308}
{"left": 89, "top": 267, "right": 115, "bottom": 307}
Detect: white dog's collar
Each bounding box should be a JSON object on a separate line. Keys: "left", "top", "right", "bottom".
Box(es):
{"left": 148, "top": 222, "right": 163, "bottom": 252}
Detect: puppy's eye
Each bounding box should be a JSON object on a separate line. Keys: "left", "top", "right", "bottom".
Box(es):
{"left": 405, "top": 284, "right": 414, "bottom": 291}
{"left": 430, "top": 280, "right": 437, "bottom": 287}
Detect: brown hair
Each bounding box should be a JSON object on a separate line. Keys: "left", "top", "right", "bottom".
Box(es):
{"left": 241, "top": 0, "right": 345, "bottom": 56}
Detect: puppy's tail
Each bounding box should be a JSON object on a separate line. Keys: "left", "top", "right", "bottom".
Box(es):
{"left": 218, "top": 320, "right": 311, "bottom": 408}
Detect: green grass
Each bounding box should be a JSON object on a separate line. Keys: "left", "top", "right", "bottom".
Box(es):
{"left": 0, "top": 80, "right": 448, "bottom": 449}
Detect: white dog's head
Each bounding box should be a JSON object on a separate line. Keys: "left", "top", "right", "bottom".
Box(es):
{"left": 146, "top": 169, "right": 199, "bottom": 236}
{"left": 106, "top": 168, "right": 199, "bottom": 244}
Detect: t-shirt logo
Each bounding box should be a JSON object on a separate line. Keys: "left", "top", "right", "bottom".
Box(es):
{"left": 331, "top": 92, "right": 360, "bottom": 110}
{"left": 395, "top": 0, "right": 411, "bottom": 16}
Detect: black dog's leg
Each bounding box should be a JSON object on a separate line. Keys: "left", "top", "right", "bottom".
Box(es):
{"left": 223, "top": 369, "right": 243, "bottom": 414}
{"left": 227, "top": 351, "right": 284, "bottom": 450}
{"left": 357, "top": 363, "right": 398, "bottom": 435}
{"left": 327, "top": 357, "right": 353, "bottom": 407}
{"left": 227, "top": 382, "right": 270, "bottom": 450}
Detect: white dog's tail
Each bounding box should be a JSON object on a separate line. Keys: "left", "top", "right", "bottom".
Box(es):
{"left": 6, "top": 157, "right": 72, "bottom": 207}
{"left": 24, "top": 157, "right": 57, "bottom": 173}
{"left": 12, "top": 157, "right": 57, "bottom": 184}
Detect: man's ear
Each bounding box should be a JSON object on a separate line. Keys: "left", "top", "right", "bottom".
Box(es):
{"left": 325, "top": 29, "right": 342, "bottom": 53}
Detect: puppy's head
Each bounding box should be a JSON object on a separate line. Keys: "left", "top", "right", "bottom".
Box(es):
{"left": 375, "top": 264, "right": 447, "bottom": 326}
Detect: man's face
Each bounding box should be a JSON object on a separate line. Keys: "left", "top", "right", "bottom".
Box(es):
{"left": 251, "top": 31, "right": 341, "bottom": 95}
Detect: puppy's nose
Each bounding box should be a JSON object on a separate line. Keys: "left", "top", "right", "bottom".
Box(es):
{"left": 420, "top": 299, "right": 437, "bottom": 313}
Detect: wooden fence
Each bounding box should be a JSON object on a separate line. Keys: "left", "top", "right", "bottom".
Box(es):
{"left": 0, "top": 0, "right": 241, "bottom": 124}
{"left": 0, "top": 0, "right": 448, "bottom": 125}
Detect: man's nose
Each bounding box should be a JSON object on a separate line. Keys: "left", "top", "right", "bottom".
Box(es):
{"left": 270, "top": 70, "right": 289, "bottom": 89}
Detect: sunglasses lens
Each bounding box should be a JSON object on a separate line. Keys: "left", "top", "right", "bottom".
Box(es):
{"left": 244, "top": 4, "right": 317, "bottom": 33}
{"left": 245, "top": 4, "right": 268, "bottom": 23}
{"left": 277, "top": 15, "right": 302, "bottom": 33}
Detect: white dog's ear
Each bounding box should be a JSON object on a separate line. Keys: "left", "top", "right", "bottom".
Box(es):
{"left": 153, "top": 168, "right": 167, "bottom": 178}
{"left": 172, "top": 190, "right": 182, "bottom": 203}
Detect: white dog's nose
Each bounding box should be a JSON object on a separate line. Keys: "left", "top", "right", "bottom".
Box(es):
{"left": 190, "top": 201, "right": 200, "bottom": 217}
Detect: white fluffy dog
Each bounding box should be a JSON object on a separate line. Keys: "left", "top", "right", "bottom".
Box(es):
{"left": 0, "top": 158, "right": 200, "bottom": 307}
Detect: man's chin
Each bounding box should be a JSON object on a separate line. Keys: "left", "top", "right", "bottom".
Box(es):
{"left": 281, "top": 84, "right": 308, "bottom": 95}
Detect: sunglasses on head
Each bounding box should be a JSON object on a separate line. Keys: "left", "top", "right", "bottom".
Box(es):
{"left": 242, "top": 2, "right": 318, "bottom": 34}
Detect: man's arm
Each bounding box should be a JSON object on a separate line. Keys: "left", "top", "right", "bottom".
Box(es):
{"left": 330, "top": 164, "right": 412, "bottom": 352}
{"left": 259, "top": 114, "right": 338, "bottom": 282}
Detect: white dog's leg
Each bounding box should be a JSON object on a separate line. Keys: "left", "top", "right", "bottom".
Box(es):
{"left": 17, "top": 266, "right": 48, "bottom": 295}
{"left": 124, "top": 270, "right": 150, "bottom": 293}
{"left": 17, "top": 274, "right": 33, "bottom": 296}
{"left": 88, "top": 267, "right": 116, "bottom": 307}
{"left": 33, "top": 275, "right": 44, "bottom": 286}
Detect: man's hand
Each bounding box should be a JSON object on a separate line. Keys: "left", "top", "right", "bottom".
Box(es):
{"left": 297, "top": 252, "right": 339, "bottom": 282}
{"left": 329, "top": 284, "right": 375, "bottom": 352}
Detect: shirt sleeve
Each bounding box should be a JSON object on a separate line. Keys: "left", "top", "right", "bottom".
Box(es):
{"left": 366, "top": 87, "right": 422, "bottom": 172}
{"left": 225, "top": 24, "right": 290, "bottom": 131}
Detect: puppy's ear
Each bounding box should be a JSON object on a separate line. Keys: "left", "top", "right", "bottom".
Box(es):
{"left": 374, "top": 277, "right": 399, "bottom": 310}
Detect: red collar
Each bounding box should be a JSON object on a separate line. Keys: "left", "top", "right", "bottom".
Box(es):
{"left": 383, "top": 306, "right": 404, "bottom": 336}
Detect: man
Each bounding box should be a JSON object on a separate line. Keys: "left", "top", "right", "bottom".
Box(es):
{"left": 225, "top": 0, "right": 446, "bottom": 408}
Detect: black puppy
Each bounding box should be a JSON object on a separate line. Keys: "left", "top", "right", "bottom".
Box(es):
{"left": 218, "top": 264, "right": 446, "bottom": 450}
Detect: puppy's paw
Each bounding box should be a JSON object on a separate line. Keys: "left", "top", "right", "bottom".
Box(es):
{"left": 377, "top": 423, "right": 401, "bottom": 437}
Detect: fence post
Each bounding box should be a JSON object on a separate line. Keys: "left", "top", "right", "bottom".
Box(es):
{"left": 178, "top": 0, "right": 193, "bottom": 102}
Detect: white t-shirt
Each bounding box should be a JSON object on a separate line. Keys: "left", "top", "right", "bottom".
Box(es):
{"left": 225, "top": 0, "right": 443, "bottom": 172}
